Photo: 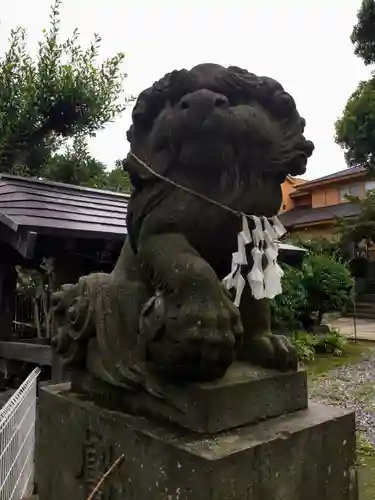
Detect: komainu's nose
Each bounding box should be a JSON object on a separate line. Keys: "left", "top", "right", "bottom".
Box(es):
{"left": 179, "top": 89, "right": 229, "bottom": 114}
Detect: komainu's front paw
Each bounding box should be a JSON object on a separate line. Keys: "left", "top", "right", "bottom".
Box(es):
{"left": 241, "top": 334, "right": 298, "bottom": 372}
{"left": 140, "top": 289, "right": 243, "bottom": 382}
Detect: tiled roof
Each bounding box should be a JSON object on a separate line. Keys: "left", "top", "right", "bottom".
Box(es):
{"left": 0, "top": 175, "right": 304, "bottom": 262}
{"left": 299, "top": 166, "right": 366, "bottom": 187}
{"left": 279, "top": 202, "right": 360, "bottom": 229}
{"left": 0, "top": 174, "right": 129, "bottom": 239}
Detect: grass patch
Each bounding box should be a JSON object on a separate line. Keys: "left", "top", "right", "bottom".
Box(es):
{"left": 305, "top": 341, "right": 375, "bottom": 379}
{"left": 357, "top": 434, "right": 375, "bottom": 500}
{"left": 354, "top": 383, "right": 375, "bottom": 405}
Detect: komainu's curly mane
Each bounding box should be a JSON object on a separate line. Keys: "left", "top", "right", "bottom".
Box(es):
{"left": 126, "top": 63, "right": 314, "bottom": 183}
{"left": 124, "top": 63, "right": 314, "bottom": 259}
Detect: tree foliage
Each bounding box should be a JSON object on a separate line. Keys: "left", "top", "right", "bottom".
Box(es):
{"left": 42, "top": 138, "right": 131, "bottom": 192}
{"left": 0, "top": 0, "right": 128, "bottom": 180}
{"left": 336, "top": 0, "right": 375, "bottom": 170}
{"left": 42, "top": 136, "right": 107, "bottom": 187}
{"left": 351, "top": 0, "right": 375, "bottom": 65}
{"left": 105, "top": 159, "right": 132, "bottom": 193}
{"left": 338, "top": 191, "right": 375, "bottom": 243}
{"left": 335, "top": 78, "right": 375, "bottom": 168}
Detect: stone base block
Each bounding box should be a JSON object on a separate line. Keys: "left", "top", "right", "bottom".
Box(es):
{"left": 71, "top": 362, "right": 308, "bottom": 433}
{"left": 36, "top": 384, "right": 358, "bottom": 500}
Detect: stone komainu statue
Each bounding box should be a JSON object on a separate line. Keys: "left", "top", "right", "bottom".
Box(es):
{"left": 52, "top": 63, "right": 314, "bottom": 390}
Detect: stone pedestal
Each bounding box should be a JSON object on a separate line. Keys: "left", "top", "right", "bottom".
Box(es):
{"left": 36, "top": 365, "right": 358, "bottom": 500}
{"left": 71, "top": 362, "right": 308, "bottom": 433}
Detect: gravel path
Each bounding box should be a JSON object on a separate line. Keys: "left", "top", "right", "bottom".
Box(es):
{"left": 309, "top": 348, "right": 375, "bottom": 445}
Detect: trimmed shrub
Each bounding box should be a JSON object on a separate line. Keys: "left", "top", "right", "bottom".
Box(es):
{"left": 272, "top": 252, "right": 354, "bottom": 332}
{"left": 302, "top": 253, "right": 354, "bottom": 324}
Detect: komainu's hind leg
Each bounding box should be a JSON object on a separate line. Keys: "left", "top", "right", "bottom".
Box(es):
{"left": 52, "top": 240, "right": 152, "bottom": 388}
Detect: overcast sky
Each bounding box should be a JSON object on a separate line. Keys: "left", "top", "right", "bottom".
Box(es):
{"left": 1, "top": 0, "right": 372, "bottom": 180}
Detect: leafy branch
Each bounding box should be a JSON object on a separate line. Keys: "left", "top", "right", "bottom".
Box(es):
{"left": 0, "top": 0, "right": 128, "bottom": 176}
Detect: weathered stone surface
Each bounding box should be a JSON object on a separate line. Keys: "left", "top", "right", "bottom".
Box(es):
{"left": 71, "top": 362, "right": 308, "bottom": 433}
{"left": 36, "top": 385, "right": 358, "bottom": 500}
{"left": 51, "top": 63, "right": 316, "bottom": 393}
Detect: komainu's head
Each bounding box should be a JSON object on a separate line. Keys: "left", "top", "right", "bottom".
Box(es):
{"left": 125, "top": 63, "right": 314, "bottom": 191}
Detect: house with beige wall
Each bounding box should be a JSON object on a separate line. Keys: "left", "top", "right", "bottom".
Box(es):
{"left": 279, "top": 166, "right": 374, "bottom": 239}
{"left": 280, "top": 176, "right": 308, "bottom": 213}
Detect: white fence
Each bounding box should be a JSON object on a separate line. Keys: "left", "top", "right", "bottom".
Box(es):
{"left": 0, "top": 368, "right": 41, "bottom": 500}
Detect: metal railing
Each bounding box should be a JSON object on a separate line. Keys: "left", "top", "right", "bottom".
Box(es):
{"left": 0, "top": 368, "right": 41, "bottom": 500}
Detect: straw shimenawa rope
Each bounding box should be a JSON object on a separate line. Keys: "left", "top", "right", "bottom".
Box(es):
{"left": 129, "top": 152, "right": 243, "bottom": 218}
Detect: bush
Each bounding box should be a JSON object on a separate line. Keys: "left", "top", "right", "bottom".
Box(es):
{"left": 302, "top": 253, "right": 354, "bottom": 323}
{"left": 290, "top": 329, "right": 348, "bottom": 362}
{"left": 314, "top": 328, "right": 348, "bottom": 356}
{"left": 286, "top": 236, "right": 339, "bottom": 257}
{"left": 272, "top": 252, "right": 354, "bottom": 332}
{"left": 291, "top": 331, "right": 316, "bottom": 361}
{"left": 271, "top": 266, "right": 308, "bottom": 331}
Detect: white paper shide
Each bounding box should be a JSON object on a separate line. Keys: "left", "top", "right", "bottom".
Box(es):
{"left": 222, "top": 215, "right": 287, "bottom": 307}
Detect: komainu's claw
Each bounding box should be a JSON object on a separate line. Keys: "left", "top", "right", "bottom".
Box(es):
{"left": 240, "top": 334, "right": 298, "bottom": 372}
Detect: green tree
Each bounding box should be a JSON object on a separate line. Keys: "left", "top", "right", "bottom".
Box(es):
{"left": 105, "top": 159, "right": 132, "bottom": 193}
{"left": 42, "top": 136, "right": 108, "bottom": 188}
{"left": 335, "top": 78, "right": 375, "bottom": 169}
{"left": 43, "top": 144, "right": 132, "bottom": 192}
{"left": 338, "top": 190, "right": 375, "bottom": 244}
{"left": 335, "top": 0, "right": 375, "bottom": 169}
{"left": 351, "top": 0, "right": 375, "bottom": 65}
{"left": 0, "top": 0, "right": 127, "bottom": 178}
